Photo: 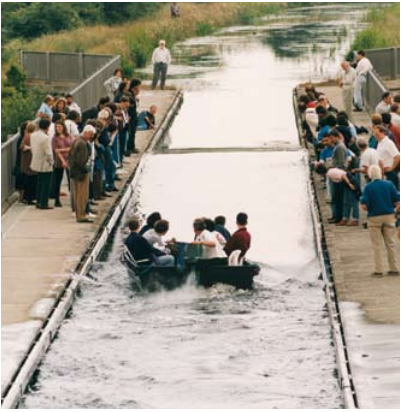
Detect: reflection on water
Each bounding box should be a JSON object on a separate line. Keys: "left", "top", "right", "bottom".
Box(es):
{"left": 157, "top": 4, "right": 368, "bottom": 149}
{"left": 21, "top": 153, "right": 343, "bottom": 409}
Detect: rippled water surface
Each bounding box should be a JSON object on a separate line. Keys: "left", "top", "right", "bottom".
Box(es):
{"left": 20, "top": 4, "right": 370, "bottom": 409}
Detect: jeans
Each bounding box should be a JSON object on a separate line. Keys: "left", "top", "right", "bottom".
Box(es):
{"left": 118, "top": 130, "right": 127, "bottom": 165}
{"left": 354, "top": 75, "right": 366, "bottom": 109}
{"left": 330, "top": 180, "right": 344, "bottom": 222}
{"left": 343, "top": 187, "right": 359, "bottom": 221}
{"left": 104, "top": 146, "right": 116, "bottom": 189}
{"left": 152, "top": 62, "right": 168, "bottom": 89}
{"left": 155, "top": 255, "right": 175, "bottom": 267}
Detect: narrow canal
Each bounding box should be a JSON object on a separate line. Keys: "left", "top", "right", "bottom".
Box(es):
{"left": 21, "top": 5, "right": 368, "bottom": 409}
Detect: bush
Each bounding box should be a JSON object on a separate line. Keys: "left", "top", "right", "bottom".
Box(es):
{"left": 1, "top": 86, "right": 43, "bottom": 142}
{"left": 121, "top": 57, "right": 135, "bottom": 78}
{"left": 196, "top": 22, "right": 214, "bottom": 37}
{"left": 5, "top": 65, "right": 26, "bottom": 93}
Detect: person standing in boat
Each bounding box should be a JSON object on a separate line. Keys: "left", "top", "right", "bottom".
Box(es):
{"left": 224, "top": 213, "right": 251, "bottom": 259}
{"left": 192, "top": 218, "right": 225, "bottom": 259}
{"left": 125, "top": 219, "right": 174, "bottom": 267}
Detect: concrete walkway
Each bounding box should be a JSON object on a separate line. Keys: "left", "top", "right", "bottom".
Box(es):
{"left": 298, "top": 82, "right": 400, "bottom": 409}
{"left": 1, "top": 90, "right": 178, "bottom": 393}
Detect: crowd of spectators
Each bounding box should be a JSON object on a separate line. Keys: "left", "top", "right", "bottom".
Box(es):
{"left": 14, "top": 71, "right": 159, "bottom": 223}
{"left": 297, "top": 58, "right": 400, "bottom": 276}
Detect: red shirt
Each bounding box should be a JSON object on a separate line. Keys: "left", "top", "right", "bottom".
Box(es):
{"left": 389, "top": 124, "right": 400, "bottom": 150}
{"left": 224, "top": 227, "right": 251, "bottom": 258}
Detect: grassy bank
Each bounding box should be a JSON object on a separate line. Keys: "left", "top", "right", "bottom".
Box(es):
{"left": 351, "top": 3, "right": 400, "bottom": 50}
{"left": 4, "top": 3, "right": 285, "bottom": 75}
{"left": 2, "top": 3, "right": 287, "bottom": 141}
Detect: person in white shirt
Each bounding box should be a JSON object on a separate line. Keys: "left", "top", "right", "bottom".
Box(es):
{"left": 375, "top": 91, "right": 392, "bottom": 115}
{"left": 151, "top": 40, "right": 172, "bottom": 90}
{"left": 354, "top": 50, "right": 373, "bottom": 111}
{"left": 65, "top": 111, "right": 81, "bottom": 139}
{"left": 338, "top": 61, "right": 356, "bottom": 121}
{"left": 144, "top": 219, "right": 173, "bottom": 254}
{"left": 305, "top": 107, "right": 319, "bottom": 140}
{"left": 192, "top": 219, "right": 223, "bottom": 259}
{"left": 65, "top": 94, "right": 81, "bottom": 116}
{"left": 104, "top": 69, "right": 122, "bottom": 101}
{"left": 352, "top": 137, "right": 379, "bottom": 187}
{"left": 390, "top": 103, "right": 400, "bottom": 128}
{"left": 374, "top": 125, "right": 400, "bottom": 189}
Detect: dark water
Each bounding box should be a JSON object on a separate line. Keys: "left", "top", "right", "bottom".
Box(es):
{"left": 21, "top": 5, "right": 369, "bottom": 409}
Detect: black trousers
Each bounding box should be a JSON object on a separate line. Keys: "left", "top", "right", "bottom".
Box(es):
{"left": 332, "top": 181, "right": 344, "bottom": 222}
{"left": 36, "top": 172, "right": 53, "bottom": 208}
{"left": 52, "top": 167, "right": 70, "bottom": 203}
{"left": 24, "top": 174, "right": 37, "bottom": 203}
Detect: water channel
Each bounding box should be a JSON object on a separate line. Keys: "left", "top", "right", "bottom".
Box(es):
{"left": 21, "top": 4, "right": 369, "bottom": 409}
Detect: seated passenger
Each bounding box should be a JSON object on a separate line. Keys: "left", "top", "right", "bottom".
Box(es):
{"left": 204, "top": 218, "right": 227, "bottom": 250}
{"left": 191, "top": 218, "right": 225, "bottom": 259}
{"left": 143, "top": 219, "right": 172, "bottom": 255}
{"left": 139, "top": 211, "right": 162, "bottom": 235}
{"left": 224, "top": 213, "right": 251, "bottom": 259}
{"left": 214, "top": 215, "right": 231, "bottom": 241}
{"left": 125, "top": 219, "right": 174, "bottom": 267}
{"left": 137, "top": 105, "right": 157, "bottom": 131}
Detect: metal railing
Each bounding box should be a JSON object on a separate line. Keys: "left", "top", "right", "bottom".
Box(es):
{"left": 365, "top": 47, "right": 400, "bottom": 80}
{"left": 2, "top": 54, "right": 121, "bottom": 205}
{"left": 364, "top": 69, "right": 388, "bottom": 114}
{"left": 21, "top": 51, "right": 116, "bottom": 82}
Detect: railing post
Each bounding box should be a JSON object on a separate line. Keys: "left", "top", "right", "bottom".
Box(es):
{"left": 78, "top": 53, "right": 84, "bottom": 82}
{"left": 46, "top": 52, "right": 51, "bottom": 83}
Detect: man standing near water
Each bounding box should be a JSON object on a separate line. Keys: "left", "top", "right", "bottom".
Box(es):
{"left": 151, "top": 40, "right": 172, "bottom": 90}
{"left": 353, "top": 50, "right": 372, "bottom": 112}
{"left": 338, "top": 61, "right": 356, "bottom": 121}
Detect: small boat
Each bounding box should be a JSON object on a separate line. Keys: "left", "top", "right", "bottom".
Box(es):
{"left": 195, "top": 257, "right": 260, "bottom": 290}
{"left": 122, "top": 243, "right": 260, "bottom": 291}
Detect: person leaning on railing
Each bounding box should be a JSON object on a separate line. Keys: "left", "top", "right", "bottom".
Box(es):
{"left": 353, "top": 50, "right": 373, "bottom": 112}
{"left": 37, "top": 95, "right": 54, "bottom": 119}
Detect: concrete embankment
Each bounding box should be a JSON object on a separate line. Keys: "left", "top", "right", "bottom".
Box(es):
{"left": 295, "top": 82, "right": 400, "bottom": 409}
{"left": 1, "top": 89, "right": 182, "bottom": 408}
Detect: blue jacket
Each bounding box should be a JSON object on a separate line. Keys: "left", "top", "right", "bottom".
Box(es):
{"left": 360, "top": 180, "right": 400, "bottom": 217}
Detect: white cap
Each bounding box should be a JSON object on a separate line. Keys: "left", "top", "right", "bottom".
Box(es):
{"left": 83, "top": 125, "right": 96, "bottom": 135}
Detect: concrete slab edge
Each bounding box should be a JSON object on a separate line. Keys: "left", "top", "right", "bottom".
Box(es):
{"left": 1, "top": 90, "right": 184, "bottom": 410}
{"left": 293, "top": 89, "right": 358, "bottom": 409}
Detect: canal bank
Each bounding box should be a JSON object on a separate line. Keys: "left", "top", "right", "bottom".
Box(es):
{"left": 1, "top": 89, "right": 183, "bottom": 408}
{"left": 295, "top": 83, "right": 400, "bottom": 409}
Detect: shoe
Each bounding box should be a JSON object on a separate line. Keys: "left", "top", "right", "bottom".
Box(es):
{"left": 59, "top": 192, "right": 68, "bottom": 197}
{"left": 27, "top": 201, "right": 36, "bottom": 205}
{"left": 132, "top": 149, "right": 140, "bottom": 154}
{"left": 353, "top": 107, "right": 363, "bottom": 112}
{"left": 115, "top": 176, "right": 123, "bottom": 181}
{"left": 90, "top": 201, "right": 99, "bottom": 206}
{"left": 336, "top": 220, "right": 348, "bottom": 226}
{"left": 347, "top": 220, "right": 359, "bottom": 226}
{"left": 111, "top": 187, "right": 119, "bottom": 192}
{"left": 329, "top": 219, "right": 341, "bottom": 224}
{"left": 387, "top": 271, "right": 400, "bottom": 276}
{"left": 55, "top": 202, "right": 63, "bottom": 208}
{"left": 77, "top": 218, "right": 94, "bottom": 223}
{"left": 102, "top": 192, "right": 113, "bottom": 198}
{"left": 88, "top": 209, "right": 98, "bottom": 215}
{"left": 86, "top": 213, "right": 97, "bottom": 219}
{"left": 371, "top": 272, "right": 384, "bottom": 277}
{"left": 124, "top": 151, "right": 132, "bottom": 157}
{"left": 362, "top": 222, "right": 368, "bottom": 229}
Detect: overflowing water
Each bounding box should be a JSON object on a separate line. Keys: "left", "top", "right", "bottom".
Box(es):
{"left": 21, "top": 4, "right": 370, "bottom": 409}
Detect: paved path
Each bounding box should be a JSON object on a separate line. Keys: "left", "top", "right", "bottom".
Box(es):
{"left": 1, "top": 90, "right": 177, "bottom": 327}
{"left": 298, "top": 82, "right": 400, "bottom": 409}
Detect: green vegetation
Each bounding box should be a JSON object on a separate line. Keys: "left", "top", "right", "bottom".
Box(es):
{"left": 351, "top": 3, "right": 400, "bottom": 50}
{"left": 2, "top": 65, "right": 43, "bottom": 141}
{"left": 1, "top": 3, "right": 163, "bottom": 42}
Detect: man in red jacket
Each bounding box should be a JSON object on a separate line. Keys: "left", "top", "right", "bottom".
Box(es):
{"left": 224, "top": 213, "right": 251, "bottom": 258}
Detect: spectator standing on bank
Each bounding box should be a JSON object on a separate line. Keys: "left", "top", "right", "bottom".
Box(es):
{"left": 37, "top": 95, "right": 54, "bottom": 119}
{"left": 353, "top": 50, "right": 373, "bottom": 112}
{"left": 104, "top": 68, "right": 122, "bottom": 101}
{"left": 127, "top": 78, "right": 142, "bottom": 155}
{"left": 69, "top": 125, "right": 96, "bottom": 223}
{"left": 51, "top": 121, "right": 73, "bottom": 208}
{"left": 171, "top": 2, "right": 180, "bottom": 18}
{"left": 374, "top": 125, "right": 400, "bottom": 190}
{"left": 360, "top": 165, "right": 400, "bottom": 277}
{"left": 65, "top": 94, "right": 81, "bottom": 116}
{"left": 375, "top": 92, "right": 393, "bottom": 115}
{"left": 337, "top": 61, "right": 356, "bottom": 121}
{"left": 20, "top": 122, "right": 38, "bottom": 205}
{"left": 151, "top": 40, "right": 172, "bottom": 90}
{"left": 30, "top": 118, "right": 54, "bottom": 210}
